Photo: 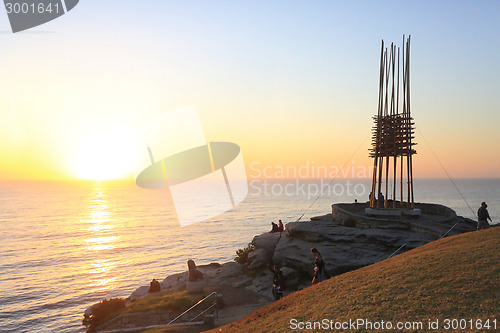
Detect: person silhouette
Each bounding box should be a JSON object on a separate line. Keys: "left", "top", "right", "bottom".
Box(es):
{"left": 477, "top": 202, "right": 492, "bottom": 230}
{"left": 278, "top": 220, "right": 284, "bottom": 231}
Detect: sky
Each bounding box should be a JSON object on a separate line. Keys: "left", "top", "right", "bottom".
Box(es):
{"left": 1, "top": 1, "right": 499, "bottom": 180}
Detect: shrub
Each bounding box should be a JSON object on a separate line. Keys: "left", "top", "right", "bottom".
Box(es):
{"left": 83, "top": 298, "right": 126, "bottom": 332}
{"left": 234, "top": 243, "right": 255, "bottom": 264}
{"left": 82, "top": 291, "right": 203, "bottom": 332}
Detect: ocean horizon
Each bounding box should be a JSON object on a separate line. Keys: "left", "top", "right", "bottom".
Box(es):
{"left": 1, "top": 178, "right": 499, "bottom": 332}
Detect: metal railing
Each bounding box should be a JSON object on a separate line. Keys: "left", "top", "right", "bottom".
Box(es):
{"left": 387, "top": 244, "right": 406, "bottom": 259}
{"left": 440, "top": 223, "right": 458, "bottom": 239}
{"left": 167, "top": 291, "right": 218, "bottom": 326}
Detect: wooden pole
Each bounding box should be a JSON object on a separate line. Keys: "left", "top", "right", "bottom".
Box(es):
{"left": 403, "top": 36, "right": 410, "bottom": 207}
{"left": 392, "top": 44, "right": 397, "bottom": 208}
{"left": 407, "top": 35, "right": 414, "bottom": 209}
{"left": 398, "top": 46, "right": 403, "bottom": 207}
{"left": 376, "top": 48, "right": 387, "bottom": 208}
{"left": 371, "top": 40, "right": 385, "bottom": 208}
{"left": 384, "top": 48, "right": 390, "bottom": 208}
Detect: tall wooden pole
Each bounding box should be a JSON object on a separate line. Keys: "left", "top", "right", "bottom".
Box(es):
{"left": 376, "top": 49, "right": 387, "bottom": 208}
{"left": 391, "top": 44, "right": 397, "bottom": 208}
{"left": 398, "top": 46, "right": 403, "bottom": 207}
{"left": 384, "top": 48, "right": 390, "bottom": 208}
{"left": 371, "top": 40, "right": 385, "bottom": 208}
{"left": 407, "top": 35, "right": 414, "bottom": 208}
{"left": 403, "top": 36, "right": 410, "bottom": 207}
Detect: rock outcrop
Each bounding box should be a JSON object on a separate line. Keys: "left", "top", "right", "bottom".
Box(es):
{"left": 125, "top": 203, "right": 476, "bottom": 302}
{"left": 247, "top": 232, "right": 281, "bottom": 270}
{"left": 88, "top": 203, "right": 479, "bottom": 331}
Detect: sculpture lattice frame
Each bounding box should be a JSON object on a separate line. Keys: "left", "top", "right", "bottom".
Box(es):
{"left": 369, "top": 35, "right": 417, "bottom": 209}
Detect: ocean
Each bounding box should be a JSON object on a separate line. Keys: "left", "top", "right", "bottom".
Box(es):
{"left": 1, "top": 178, "right": 499, "bottom": 332}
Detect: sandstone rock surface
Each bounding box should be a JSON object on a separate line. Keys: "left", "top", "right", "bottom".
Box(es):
{"left": 127, "top": 204, "right": 475, "bottom": 301}
{"left": 89, "top": 203, "right": 478, "bottom": 331}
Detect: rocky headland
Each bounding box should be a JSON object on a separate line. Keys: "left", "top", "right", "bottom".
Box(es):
{"left": 88, "top": 202, "right": 477, "bottom": 331}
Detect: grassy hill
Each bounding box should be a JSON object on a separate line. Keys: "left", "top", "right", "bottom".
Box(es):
{"left": 210, "top": 228, "right": 499, "bottom": 332}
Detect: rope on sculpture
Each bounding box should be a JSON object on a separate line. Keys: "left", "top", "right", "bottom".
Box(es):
{"left": 416, "top": 127, "right": 477, "bottom": 219}
{"left": 295, "top": 133, "right": 371, "bottom": 222}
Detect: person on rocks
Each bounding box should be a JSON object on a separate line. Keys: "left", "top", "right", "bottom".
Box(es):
{"left": 278, "top": 220, "right": 284, "bottom": 232}
{"left": 378, "top": 192, "right": 385, "bottom": 205}
{"left": 187, "top": 259, "right": 203, "bottom": 281}
{"left": 270, "top": 222, "right": 280, "bottom": 233}
{"left": 477, "top": 202, "right": 492, "bottom": 230}
{"left": 310, "top": 248, "right": 329, "bottom": 284}
{"left": 267, "top": 264, "right": 286, "bottom": 300}
{"left": 148, "top": 278, "right": 161, "bottom": 293}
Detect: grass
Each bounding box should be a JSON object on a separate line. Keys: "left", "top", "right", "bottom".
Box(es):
{"left": 209, "top": 228, "right": 499, "bottom": 332}
{"left": 140, "top": 327, "right": 206, "bottom": 333}
{"left": 122, "top": 290, "right": 198, "bottom": 314}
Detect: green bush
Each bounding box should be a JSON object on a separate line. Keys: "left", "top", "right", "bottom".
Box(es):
{"left": 83, "top": 298, "right": 126, "bottom": 332}
{"left": 234, "top": 243, "right": 255, "bottom": 264}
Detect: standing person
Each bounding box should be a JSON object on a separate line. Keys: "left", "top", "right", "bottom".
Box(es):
{"left": 267, "top": 264, "right": 286, "bottom": 300}
{"left": 310, "top": 248, "right": 329, "bottom": 284}
{"left": 477, "top": 202, "right": 492, "bottom": 230}
{"left": 378, "top": 192, "right": 385, "bottom": 205}
{"left": 278, "top": 220, "right": 284, "bottom": 231}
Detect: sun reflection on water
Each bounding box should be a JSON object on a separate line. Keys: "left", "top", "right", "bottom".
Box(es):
{"left": 85, "top": 184, "right": 119, "bottom": 292}
{"left": 88, "top": 258, "right": 118, "bottom": 293}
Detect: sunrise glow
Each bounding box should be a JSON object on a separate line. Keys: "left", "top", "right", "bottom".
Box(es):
{"left": 68, "top": 127, "right": 135, "bottom": 181}
{"left": 1, "top": 2, "right": 499, "bottom": 181}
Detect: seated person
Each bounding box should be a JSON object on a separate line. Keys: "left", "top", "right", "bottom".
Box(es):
{"left": 148, "top": 278, "right": 161, "bottom": 293}
{"left": 187, "top": 259, "right": 203, "bottom": 281}
{"left": 270, "top": 222, "right": 280, "bottom": 233}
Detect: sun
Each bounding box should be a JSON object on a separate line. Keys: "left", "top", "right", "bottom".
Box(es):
{"left": 69, "top": 128, "right": 136, "bottom": 181}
